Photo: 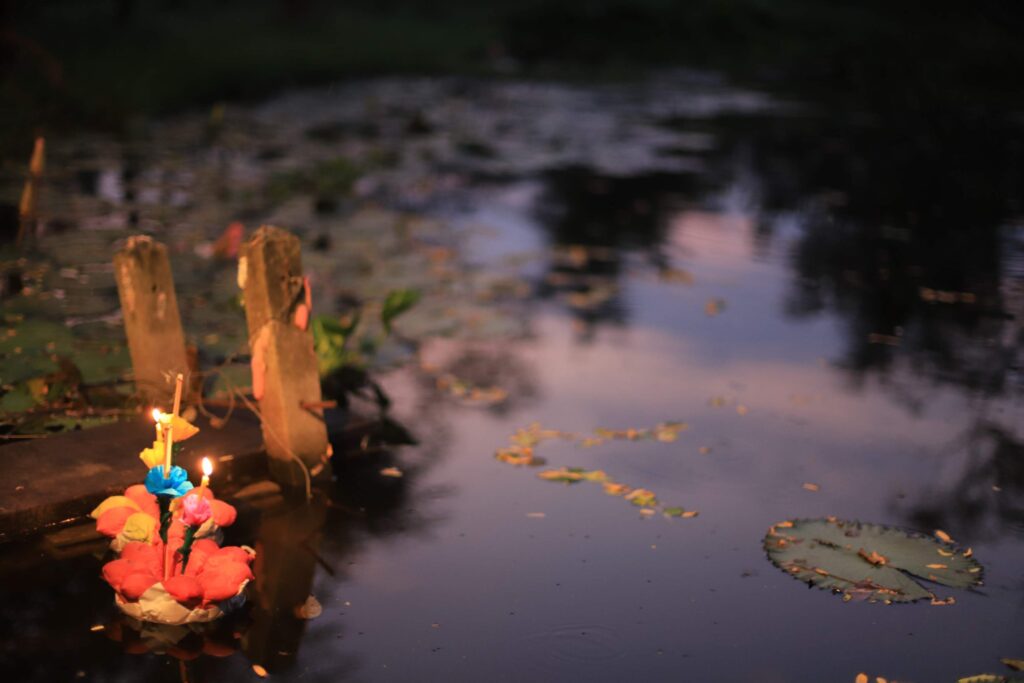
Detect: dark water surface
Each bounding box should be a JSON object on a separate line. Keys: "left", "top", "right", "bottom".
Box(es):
{"left": 1, "top": 75, "right": 1023, "bottom": 682}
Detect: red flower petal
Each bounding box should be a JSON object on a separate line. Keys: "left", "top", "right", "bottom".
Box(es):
{"left": 199, "top": 562, "right": 253, "bottom": 603}
{"left": 96, "top": 507, "right": 137, "bottom": 538}
{"left": 210, "top": 500, "right": 237, "bottom": 528}
{"left": 124, "top": 485, "right": 159, "bottom": 518}
{"left": 121, "top": 542, "right": 163, "bottom": 577}
{"left": 120, "top": 571, "right": 159, "bottom": 600}
{"left": 164, "top": 574, "right": 203, "bottom": 604}
{"left": 213, "top": 546, "right": 252, "bottom": 565}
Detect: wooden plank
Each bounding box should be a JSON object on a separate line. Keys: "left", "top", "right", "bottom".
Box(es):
{"left": 240, "top": 226, "right": 328, "bottom": 489}
{"left": 113, "top": 236, "right": 191, "bottom": 401}
{"left": 0, "top": 412, "right": 265, "bottom": 542}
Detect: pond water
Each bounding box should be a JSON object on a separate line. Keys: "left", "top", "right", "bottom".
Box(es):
{"left": 1, "top": 74, "right": 1023, "bottom": 682}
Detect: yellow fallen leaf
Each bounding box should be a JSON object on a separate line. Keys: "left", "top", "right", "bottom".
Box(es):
{"left": 856, "top": 673, "right": 868, "bottom": 683}
{"left": 526, "top": 512, "right": 546, "bottom": 518}
{"left": 252, "top": 664, "right": 268, "bottom": 678}
{"left": 937, "top": 548, "right": 953, "bottom": 557}
{"left": 379, "top": 467, "right": 403, "bottom": 478}
{"left": 858, "top": 549, "right": 888, "bottom": 566}
{"left": 1001, "top": 658, "right": 1024, "bottom": 671}
{"left": 681, "top": 510, "right": 699, "bottom": 518}
{"left": 925, "top": 563, "right": 947, "bottom": 569}
{"left": 294, "top": 595, "right": 322, "bottom": 620}
{"left": 934, "top": 529, "right": 954, "bottom": 544}
{"left": 736, "top": 404, "right": 748, "bottom": 416}
{"left": 602, "top": 482, "right": 631, "bottom": 496}
{"left": 698, "top": 446, "right": 712, "bottom": 455}
{"left": 963, "top": 547, "right": 973, "bottom": 558}
{"left": 802, "top": 482, "right": 820, "bottom": 492}
{"left": 89, "top": 624, "right": 105, "bottom": 632}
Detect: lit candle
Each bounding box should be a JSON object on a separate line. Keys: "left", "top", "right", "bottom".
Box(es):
{"left": 199, "top": 457, "right": 212, "bottom": 495}
{"left": 151, "top": 408, "right": 164, "bottom": 441}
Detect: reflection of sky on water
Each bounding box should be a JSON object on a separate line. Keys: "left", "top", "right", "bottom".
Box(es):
{"left": 282, "top": 182, "right": 1024, "bottom": 680}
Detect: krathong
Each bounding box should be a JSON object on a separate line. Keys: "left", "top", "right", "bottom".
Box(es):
{"left": 90, "top": 393, "right": 255, "bottom": 625}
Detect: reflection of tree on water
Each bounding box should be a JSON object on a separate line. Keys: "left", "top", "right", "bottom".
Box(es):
{"left": 903, "top": 420, "right": 1024, "bottom": 540}
{"left": 534, "top": 165, "right": 705, "bottom": 338}
{"left": 735, "top": 108, "right": 1024, "bottom": 395}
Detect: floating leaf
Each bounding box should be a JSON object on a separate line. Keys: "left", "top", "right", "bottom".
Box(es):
{"left": 704, "top": 298, "right": 725, "bottom": 316}
{"left": 764, "top": 518, "right": 983, "bottom": 603}
{"left": 663, "top": 507, "right": 699, "bottom": 519}
{"left": 624, "top": 488, "right": 658, "bottom": 507}
{"left": 1003, "top": 660, "right": 1024, "bottom": 672}
{"left": 294, "top": 595, "right": 322, "bottom": 620}
{"left": 959, "top": 676, "right": 1024, "bottom": 683}
{"left": 538, "top": 467, "right": 608, "bottom": 484}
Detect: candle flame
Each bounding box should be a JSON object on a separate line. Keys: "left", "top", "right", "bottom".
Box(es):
{"left": 202, "top": 457, "right": 213, "bottom": 476}
{"left": 151, "top": 408, "right": 163, "bottom": 422}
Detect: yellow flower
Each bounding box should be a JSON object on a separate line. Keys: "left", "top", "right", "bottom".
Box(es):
{"left": 90, "top": 495, "right": 140, "bottom": 519}
{"left": 168, "top": 414, "right": 199, "bottom": 441}
{"left": 139, "top": 441, "right": 165, "bottom": 469}
{"left": 121, "top": 512, "right": 157, "bottom": 543}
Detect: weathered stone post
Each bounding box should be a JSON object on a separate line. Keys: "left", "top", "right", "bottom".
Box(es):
{"left": 17, "top": 137, "right": 44, "bottom": 245}
{"left": 240, "top": 225, "right": 328, "bottom": 489}
{"left": 113, "top": 236, "right": 191, "bottom": 401}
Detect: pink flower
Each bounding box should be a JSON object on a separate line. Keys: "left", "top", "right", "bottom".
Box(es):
{"left": 180, "top": 494, "right": 213, "bottom": 527}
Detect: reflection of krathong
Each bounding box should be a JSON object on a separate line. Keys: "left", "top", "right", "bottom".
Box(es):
{"left": 90, "top": 374, "right": 255, "bottom": 625}
{"left": 100, "top": 613, "right": 244, "bottom": 660}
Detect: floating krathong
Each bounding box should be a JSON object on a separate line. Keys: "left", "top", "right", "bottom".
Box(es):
{"left": 92, "top": 387, "right": 256, "bottom": 625}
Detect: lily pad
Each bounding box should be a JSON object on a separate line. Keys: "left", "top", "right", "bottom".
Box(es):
{"left": 764, "top": 517, "right": 982, "bottom": 603}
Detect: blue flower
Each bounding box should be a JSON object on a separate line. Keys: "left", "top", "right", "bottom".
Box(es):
{"left": 144, "top": 465, "right": 194, "bottom": 498}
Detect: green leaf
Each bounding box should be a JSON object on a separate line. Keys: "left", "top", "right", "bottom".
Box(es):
{"left": 312, "top": 313, "right": 361, "bottom": 376}
{"left": 0, "top": 384, "right": 40, "bottom": 413}
{"left": 764, "top": 518, "right": 983, "bottom": 603}
{"left": 381, "top": 289, "right": 421, "bottom": 334}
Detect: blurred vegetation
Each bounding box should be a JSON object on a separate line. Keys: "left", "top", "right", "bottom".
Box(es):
{"left": 1, "top": 0, "right": 1022, "bottom": 149}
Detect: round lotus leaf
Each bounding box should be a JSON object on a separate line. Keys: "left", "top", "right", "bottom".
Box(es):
{"left": 764, "top": 517, "right": 982, "bottom": 603}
